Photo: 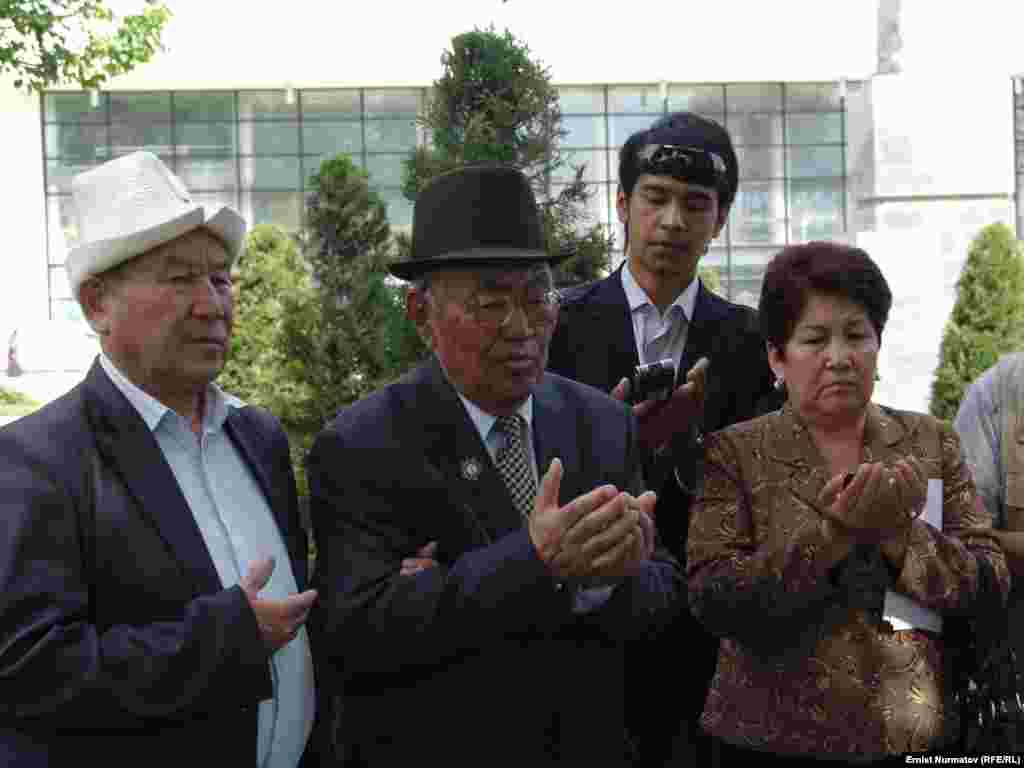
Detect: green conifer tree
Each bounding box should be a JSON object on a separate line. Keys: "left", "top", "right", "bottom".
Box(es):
{"left": 401, "top": 25, "right": 614, "bottom": 287}
{"left": 219, "top": 224, "right": 317, "bottom": 498}
{"left": 930, "top": 222, "right": 1024, "bottom": 421}
{"left": 280, "top": 155, "right": 428, "bottom": 439}
{"left": 220, "top": 224, "right": 311, "bottom": 415}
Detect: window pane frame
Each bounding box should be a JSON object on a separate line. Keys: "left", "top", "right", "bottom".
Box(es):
{"left": 37, "top": 81, "right": 853, "bottom": 310}
{"left": 787, "top": 177, "right": 845, "bottom": 242}
{"left": 300, "top": 89, "right": 361, "bottom": 120}
{"left": 238, "top": 120, "right": 301, "bottom": 155}
{"left": 301, "top": 121, "right": 363, "bottom": 156}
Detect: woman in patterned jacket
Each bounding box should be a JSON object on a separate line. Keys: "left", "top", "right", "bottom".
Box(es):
{"left": 686, "top": 241, "right": 1008, "bottom": 764}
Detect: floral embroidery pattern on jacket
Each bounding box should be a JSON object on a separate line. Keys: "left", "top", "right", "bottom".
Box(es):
{"left": 687, "top": 404, "right": 1009, "bottom": 758}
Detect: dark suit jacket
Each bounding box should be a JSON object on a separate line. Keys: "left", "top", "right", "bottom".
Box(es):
{"left": 307, "top": 356, "right": 683, "bottom": 767}
{"left": 546, "top": 267, "right": 781, "bottom": 763}
{"left": 0, "top": 360, "right": 311, "bottom": 768}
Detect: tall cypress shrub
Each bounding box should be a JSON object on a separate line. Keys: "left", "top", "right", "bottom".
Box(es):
{"left": 930, "top": 222, "right": 1024, "bottom": 421}
{"left": 401, "top": 25, "right": 614, "bottom": 287}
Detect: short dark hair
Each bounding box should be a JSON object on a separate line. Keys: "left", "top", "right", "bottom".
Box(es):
{"left": 618, "top": 112, "right": 739, "bottom": 209}
{"left": 759, "top": 241, "right": 892, "bottom": 350}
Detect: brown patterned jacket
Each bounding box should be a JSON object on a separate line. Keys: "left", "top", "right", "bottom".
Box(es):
{"left": 687, "top": 403, "right": 1009, "bottom": 760}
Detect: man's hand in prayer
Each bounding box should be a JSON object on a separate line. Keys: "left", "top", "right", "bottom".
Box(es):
{"left": 528, "top": 458, "right": 657, "bottom": 587}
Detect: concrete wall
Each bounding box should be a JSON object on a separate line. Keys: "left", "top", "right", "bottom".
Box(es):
{"left": 0, "top": 78, "right": 48, "bottom": 341}
{"left": 852, "top": 0, "right": 1022, "bottom": 413}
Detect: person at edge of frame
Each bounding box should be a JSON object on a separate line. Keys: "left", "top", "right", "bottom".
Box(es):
{"left": 0, "top": 151, "right": 318, "bottom": 768}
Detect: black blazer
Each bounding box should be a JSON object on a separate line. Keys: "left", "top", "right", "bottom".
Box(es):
{"left": 307, "top": 356, "right": 683, "bottom": 767}
{"left": 546, "top": 266, "right": 781, "bottom": 763}
{"left": 548, "top": 266, "right": 780, "bottom": 549}
{"left": 0, "top": 360, "right": 311, "bottom": 768}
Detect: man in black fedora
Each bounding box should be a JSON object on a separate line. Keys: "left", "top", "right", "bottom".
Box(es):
{"left": 547, "top": 113, "right": 782, "bottom": 766}
{"left": 307, "top": 163, "right": 683, "bottom": 766}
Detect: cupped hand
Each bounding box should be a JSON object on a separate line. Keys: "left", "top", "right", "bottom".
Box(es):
{"left": 817, "top": 457, "right": 927, "bottom": 542}
{"left": 528, "top": 458, "right": 618, "bottom": 568}
{"left": 240, "top": 556, "right": 318, "bottom": 652}
{"left": 528, "top": 459, "right": 658, "bottom": 587}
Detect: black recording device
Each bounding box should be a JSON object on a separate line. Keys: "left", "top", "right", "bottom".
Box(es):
{"left": 627, "top": 358, "right": 676, "bottom": 405}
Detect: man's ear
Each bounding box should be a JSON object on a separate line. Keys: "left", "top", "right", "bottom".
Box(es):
{"left": 77, "top": 277, "right": 112, "bottom": 336}
{"left": 405, "top": 285, "right": 434, "bottom": 348}
{"left": 615, "top": 185, "right": 629, "bottom": 224}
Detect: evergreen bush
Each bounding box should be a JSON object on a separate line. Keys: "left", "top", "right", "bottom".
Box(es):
{"left": 220, "top": 223, "right": 317, "bottom": 496}
{"left": 401, "top": 25, "right": 614, "bottom": 287}
{"left": 930, "top": 222, "right": 1024, "bottom": 421}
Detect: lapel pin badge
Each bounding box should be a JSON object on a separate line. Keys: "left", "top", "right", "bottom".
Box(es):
{"left": 460, "top": 457, "right": 483, "bottom": 481}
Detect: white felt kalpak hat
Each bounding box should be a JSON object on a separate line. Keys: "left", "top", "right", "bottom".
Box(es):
{"left": 65, "top": 151, "right": 246, "bottom": 298}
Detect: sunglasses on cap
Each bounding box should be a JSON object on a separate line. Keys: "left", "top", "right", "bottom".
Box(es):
{"left": 636, "top": 144, "right": 727, "bottom": 189}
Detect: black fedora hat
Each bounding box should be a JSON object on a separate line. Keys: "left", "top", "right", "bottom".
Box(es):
{"left": 389, "top": 163, "right": 570, "bottom": 281}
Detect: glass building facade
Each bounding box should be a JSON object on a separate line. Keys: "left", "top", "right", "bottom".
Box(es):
{"left": 42, "top": 81, "right": 852, "bottom": 321}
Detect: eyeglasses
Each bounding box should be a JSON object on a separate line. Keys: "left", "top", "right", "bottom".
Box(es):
{"left": 636, "top": 144, "right": 727, "bottom": 187}
{"left": 463, "top": 288, "right": 561, "bottom": 330}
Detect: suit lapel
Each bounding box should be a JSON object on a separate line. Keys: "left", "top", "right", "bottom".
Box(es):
{"left": 577, "top": 267, "right": 639, "bottom": 393}
{"left": 84, "top": 362, "right": 222, "bottom": 596}
{"left": 224, "top": 409, "right": 304, "bottom": 588}
{"left": 224, "top": 410, "right": 285, "bottom": 540}
{"left": 761, "top": 403, "right": 910, "bottom": 514}
{"left": 761, "top": 403, "right": 834, "bottom": 510}
{"left": 679, "top": 281, "right": 726, "bottom": 385}
{"left": 532, "top": 374, "right": 580, "bottom": 503}
{"left": 861, "top": 403, "right": 909, "bottom": 464}
{"left": 406, "top": 358, "right": 523, "bottom": 541}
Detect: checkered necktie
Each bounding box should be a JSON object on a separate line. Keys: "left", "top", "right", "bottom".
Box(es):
{"left": 494, "top": 414, "right": 537, "bottom": 521}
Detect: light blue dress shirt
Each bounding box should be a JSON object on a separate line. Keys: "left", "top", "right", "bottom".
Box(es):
{"left": 98, "top": 354, "right": 315, "bottom": 768}
{"left": 456, "top": 391, "right": 616, "bottom": 612}
{"left": 621, "top": 261, "right": 699, "bottom": 371}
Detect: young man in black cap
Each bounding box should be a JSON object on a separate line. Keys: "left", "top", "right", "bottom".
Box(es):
{"left": 547, "top": 112, "right": 781, "bottom": 766}
{"left": 307, "top": 163, "right": 682, "bottom": 766}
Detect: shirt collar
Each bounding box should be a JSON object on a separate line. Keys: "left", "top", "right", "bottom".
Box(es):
{"left": 621, "top": 258, "right": 700, "bottom": 323}
{"left": 456, "top": 390, "right": 534, "bottom": 445}
{"left": 99, "top": 352, "right": 244, "bottom": 433}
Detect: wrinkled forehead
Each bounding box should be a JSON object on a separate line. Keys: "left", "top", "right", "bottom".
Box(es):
{"left": 122, "top": 228, "right": 233, "bottom": 276}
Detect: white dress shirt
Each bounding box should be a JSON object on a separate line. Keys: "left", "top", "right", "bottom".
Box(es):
{"left": 621, "top": 260, "right": 699, "bottom": 371}
{"left": 98, "top": 354, "right": 315, "bottom": 768}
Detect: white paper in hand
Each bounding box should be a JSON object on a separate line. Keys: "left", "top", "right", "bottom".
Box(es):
{"left": 882, "top": 479, "right": 943, "bottom": 633}
{"left": 923, "top": 478, "right": 943, "bottom": 529}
